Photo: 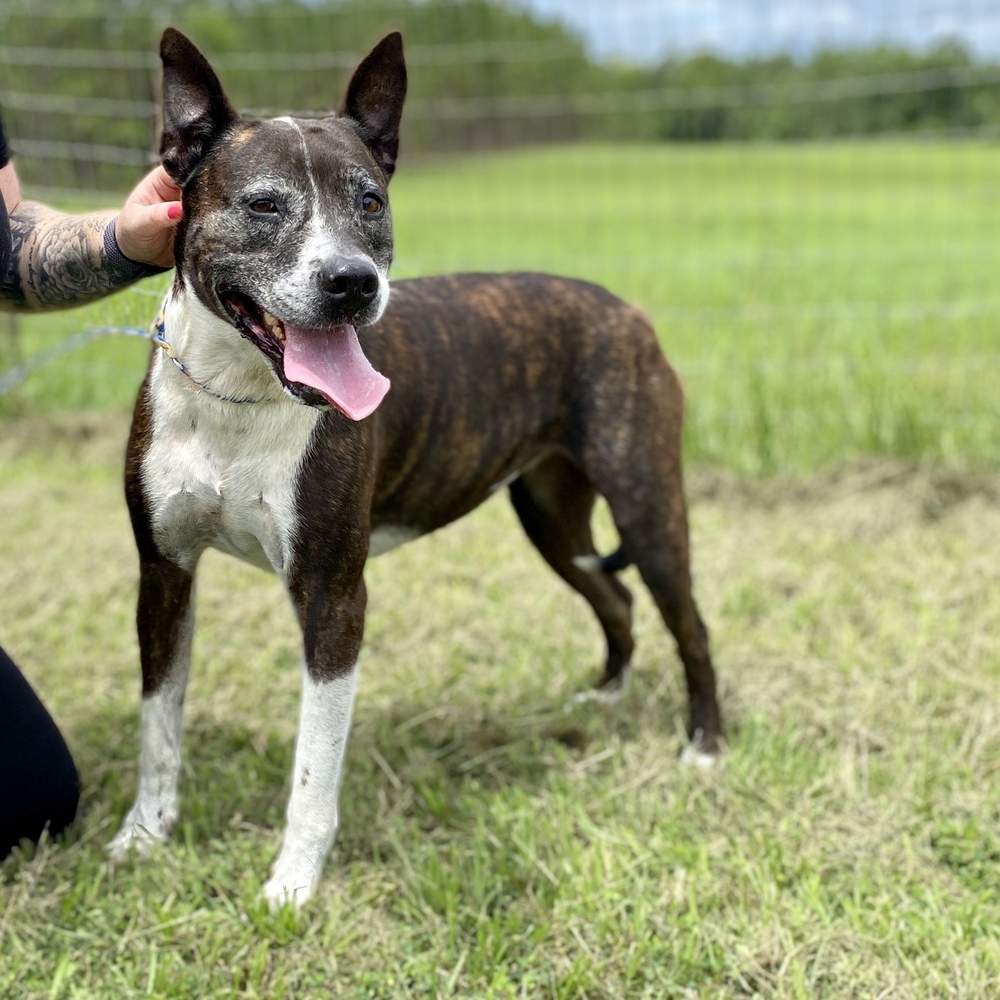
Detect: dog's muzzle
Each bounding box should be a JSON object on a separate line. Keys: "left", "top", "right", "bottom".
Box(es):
{"left": 219, "top": 288, "right": 390, "bottom": 420}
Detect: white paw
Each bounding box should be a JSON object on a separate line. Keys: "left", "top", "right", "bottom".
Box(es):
{"left": 262, "top": 871, "right": 317, "bottom": 911}
{"left": 107, "top": 805, "right": 175, "bottom": 861}
{"left": 679, "top": 742, "right": 718, "bottom": 769}
{"left": 107, "top": 821, "right": 165, "bottom": 862}
{"left": 568, "top": 686, "right": 623, "bottom": 708}
{"left": 566, "top": 666, "right": 631, "bottom": 710}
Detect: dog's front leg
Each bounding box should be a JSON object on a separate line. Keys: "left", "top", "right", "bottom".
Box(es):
{"left": 108, "top": 558, "right": 195, "bottom": 861}
{"left": 263, "top": 582, "right": 366, "bottom": 910}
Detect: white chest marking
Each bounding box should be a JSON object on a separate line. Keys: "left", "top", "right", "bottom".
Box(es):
{"left": 143, "top": 294, "right": 320, "bottom": 575}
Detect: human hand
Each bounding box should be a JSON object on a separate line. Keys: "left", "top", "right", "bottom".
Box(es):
{"left": 114, "top": 165, "right": 183, "bottom": 268}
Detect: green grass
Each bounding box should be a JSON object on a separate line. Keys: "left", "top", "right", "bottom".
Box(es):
{"left": 2, "top": 422, "right": 999, "bottom": 998}
{"left": 3, "top": 141, "right": 1000, "bottom": 473}
{"left": 2, "top": 142, "right": 1000, "bottom": 996}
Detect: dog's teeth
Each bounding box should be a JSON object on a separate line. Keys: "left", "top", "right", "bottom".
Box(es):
{"left": 262, "top": 310, "right": 285, "bottom": 341}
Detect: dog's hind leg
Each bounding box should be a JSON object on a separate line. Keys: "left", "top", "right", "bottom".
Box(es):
{"left": 509, "top": 454, "right": 635, "bottom": 700}
{"left": 612, "top": 504, "right": 722, "bottom": 764}
{"left": 109, "top": 558, "right": 195, "bottom": 860}
{"left": 585, "top": 366, "right": 723, "bottom": 762}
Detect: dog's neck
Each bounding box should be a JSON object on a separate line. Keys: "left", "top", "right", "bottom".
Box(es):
{"left": 155, "top": 285, "right": 289, "bottom": 408}
{"left": 152, "top": 303, "right": 258, "bottom": 406}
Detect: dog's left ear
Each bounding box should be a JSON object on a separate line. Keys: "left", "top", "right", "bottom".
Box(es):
{"left": 340, "top": 32, "right": 407, "bottom": 182}
{"left": 159, "top": 27, "right": 240, "bottom": 186}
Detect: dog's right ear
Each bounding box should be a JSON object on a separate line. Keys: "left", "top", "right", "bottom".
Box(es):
{"left": 159, "top": 28, "right": 239, "bottom": 186}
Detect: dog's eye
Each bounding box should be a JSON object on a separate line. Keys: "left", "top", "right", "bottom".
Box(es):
{"left": 361, "top": 193, "right": 383, "bottom": 216}
{"left": 248, "top": 199, "right": 279, "bottom": 216}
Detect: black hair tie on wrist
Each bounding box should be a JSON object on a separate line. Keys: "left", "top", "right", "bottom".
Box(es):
{"left": 102, "top": 216, "right": 170, "bottom": 282}
{"left": 0, "top": 114, "right": 10, "bottom": 286}
{"left": 0, "top": 190, "right": 11, "bottom": 290}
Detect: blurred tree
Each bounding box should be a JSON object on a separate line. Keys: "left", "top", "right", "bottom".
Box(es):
{"left": 2, "top": 0, "right": 1000, "bottom": 193}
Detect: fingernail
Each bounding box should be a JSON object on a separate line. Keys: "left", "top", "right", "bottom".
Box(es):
{"left": 168, "top": 204, "right": 182, "bottom": 220}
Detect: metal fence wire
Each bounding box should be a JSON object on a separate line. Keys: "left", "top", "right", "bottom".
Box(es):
{"left": 2, "top": 0, "right": 1000, "bottom": 467}
{"left": 5, "top": 2, "right": 1000, "bottom": 198}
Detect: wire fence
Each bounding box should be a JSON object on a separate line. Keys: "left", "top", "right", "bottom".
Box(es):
{"left": 2, "top": 1, "right": 1000, "bottom": 473}
{"left": 5, "top": 2, "right": 1000, "bottom": 195}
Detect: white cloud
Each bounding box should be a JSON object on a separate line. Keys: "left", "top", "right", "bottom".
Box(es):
{"left": 517, "top": 0, "right": 1000, "bottom": 64}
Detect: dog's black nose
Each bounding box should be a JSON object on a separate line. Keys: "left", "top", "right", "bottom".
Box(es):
{"left": 318, "top": 261, "right": 380, "bottom": 317}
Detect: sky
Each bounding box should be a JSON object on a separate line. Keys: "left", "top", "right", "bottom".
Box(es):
{"left": 517, "top": 0, "right": 1000, "bottom": 64}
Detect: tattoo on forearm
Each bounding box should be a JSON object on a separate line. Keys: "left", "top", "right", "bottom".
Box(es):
{"left": 0, "top": 202, "right": 157, "bottom": 311}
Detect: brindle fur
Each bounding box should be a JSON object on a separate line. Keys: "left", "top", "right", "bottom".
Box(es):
{"left": 116, "top": 28, "right": 722, "bottom": 908}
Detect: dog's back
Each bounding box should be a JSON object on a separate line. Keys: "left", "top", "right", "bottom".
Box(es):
{"left": 364, "top": 271, "right": 680, "bottom": 536}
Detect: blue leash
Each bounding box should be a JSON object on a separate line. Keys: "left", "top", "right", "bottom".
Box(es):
{"left": 0, "top": 324, "right": 151, "bottom": 397}
{"left": 1, "top": 307, "right": 259, "bottom": 404}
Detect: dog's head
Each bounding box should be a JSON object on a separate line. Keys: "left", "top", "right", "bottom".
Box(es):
{"left": 159, "top": 28, "right": 406, "bottom": 419}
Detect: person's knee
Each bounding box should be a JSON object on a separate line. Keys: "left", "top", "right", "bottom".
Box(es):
{"left": 0, "top": 645, "right": 80, "bottom": 858}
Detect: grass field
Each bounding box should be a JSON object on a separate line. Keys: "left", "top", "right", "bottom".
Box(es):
{"left": 3, "top": 142, "right": 1000, "bottom": 472}
{"left": 2, "top": 143, "right": 1000, "bottom": 997}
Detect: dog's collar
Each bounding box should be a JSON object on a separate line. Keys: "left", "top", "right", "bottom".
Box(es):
{"left": 151, "top": 303, "right": 260, "bottom": 405}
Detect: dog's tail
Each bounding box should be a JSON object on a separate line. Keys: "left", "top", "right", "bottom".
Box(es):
{"left": 571, "top": 546, "right": 631, "bottom": 575}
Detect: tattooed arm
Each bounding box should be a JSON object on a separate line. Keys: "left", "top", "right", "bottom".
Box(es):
{"left": 2, "top": 201, "right": 132, "bottom": 310}
{"left": 0, "top": 160, "right": 182, "bottom": 313}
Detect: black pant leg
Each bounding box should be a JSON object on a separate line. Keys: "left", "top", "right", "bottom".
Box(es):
{"left": 0, "top": 644, "right": 80, "bottom": 858}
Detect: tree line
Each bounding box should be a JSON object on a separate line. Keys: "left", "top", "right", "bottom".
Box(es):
{"left": 2, "top": 0, "right": 1000, "bottom": 191}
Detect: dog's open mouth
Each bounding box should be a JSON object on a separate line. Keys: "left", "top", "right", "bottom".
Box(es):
{"left": 219, "top": 289, "right": 390, "bottom": 420}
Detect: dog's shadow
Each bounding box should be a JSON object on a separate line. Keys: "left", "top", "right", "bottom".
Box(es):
{"left": 75, "top": 684, "right": 671, "bottom": 859}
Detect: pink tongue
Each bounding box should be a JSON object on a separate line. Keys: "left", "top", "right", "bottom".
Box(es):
{"left": 282, "top": 322, "right": 390, "bottom": 420}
